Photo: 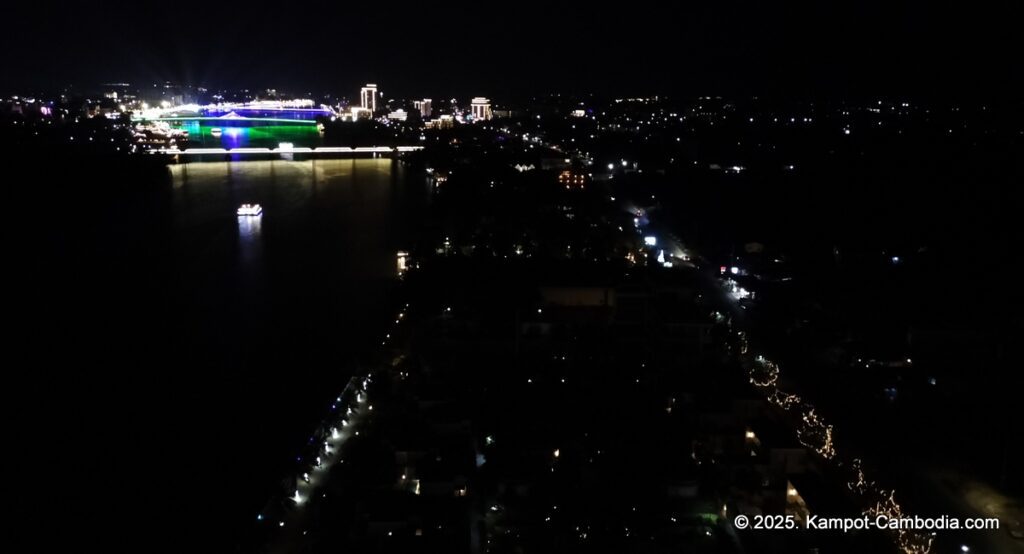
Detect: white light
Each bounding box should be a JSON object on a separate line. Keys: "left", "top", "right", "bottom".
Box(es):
{"left": 644, "top": 236, "right": 657, "bottom": 246}
{"left": 237, "top": 204, "right": 263, "bottom": 217}
{"left": 730, "top": 266, "right": 739, "bottom": 275}
{"left": 607, "top": 163, "right": 614, "bottom": 170}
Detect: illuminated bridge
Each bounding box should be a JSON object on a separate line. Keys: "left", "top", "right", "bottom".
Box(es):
{"left": 134, "top": 102, "right": 425, "bottom": 155}
{"left": 132, "top": 102, "right": 335, "bottom": 128}
{"left": 140, "top": 115, "right": 321, "bottom": 126}
{"left": 136, "top": 101, "right": 335, "bottom": 119}
{"left": 150, "top": 145, "right": 425, "bottom": 156}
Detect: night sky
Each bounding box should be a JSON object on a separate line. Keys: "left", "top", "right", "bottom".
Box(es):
{"left": 3, "top": 1, "right": 1022, "bottom": 99}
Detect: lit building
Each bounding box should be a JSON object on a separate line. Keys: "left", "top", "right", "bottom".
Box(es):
{"left": 492, "top": 108, "right": 522, "bottom": 118}
{"left": 350, "top": 107, "right": 372, "bottom": 120}
{"left": 470, "top": 97, "right": 492, "bottom": 121}
{"left": 414, "top": 98, "right": 432, "bottom": 118}
{"left": 425, "top": 115, "right": 454, "bottom": 129}
{"left": 558, "top": 170, "right": 587, "bottom": 188}
{"left": 387, "top": 109, "right": 408, "bottom": 122}
{"left": 360, "top": 84, "right": 378, "bottom": 112}
{"left": 102, "top": 83, "right": 134, "bottom": 101}
{"left": 396, "top": 251, "right": 411, "bottom": 277}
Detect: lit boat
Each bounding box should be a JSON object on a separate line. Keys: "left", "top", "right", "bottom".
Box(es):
{"left": 210, "top": 127, "right": 223, "bottom": 136}
{"left": 237, "top": 204, "right": 263, "bottom": 216}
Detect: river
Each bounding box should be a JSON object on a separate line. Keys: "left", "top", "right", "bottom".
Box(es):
{"left": 10, "top": 157, "right": 430, "bottom": 552}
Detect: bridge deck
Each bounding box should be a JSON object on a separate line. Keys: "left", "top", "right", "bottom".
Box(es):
{"left": 150, "top": 146, "right": 425, "bottom": 156}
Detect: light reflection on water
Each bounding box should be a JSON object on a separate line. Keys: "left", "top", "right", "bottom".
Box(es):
{"left": 164, "top": 158, "right": 431, "bottom": 386}
{"left": 237, "top": 215, "right": 262, "bottom": 264}
{"left": 22, "top": 158, "right": 432, "bottom": 554}
{"left": 167, "top": 158, "right": 429, "bottom": 301}
{"left": 237, "top": 214, "right": 262, "bottom": 237}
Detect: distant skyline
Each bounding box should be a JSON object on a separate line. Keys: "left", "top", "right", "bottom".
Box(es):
{"left": 4, "top": 1, "right": 1022, "bottom": 100}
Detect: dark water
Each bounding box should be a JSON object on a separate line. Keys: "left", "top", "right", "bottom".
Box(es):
{"left": 10, "top": 158, "right": 429, "bottom": 552}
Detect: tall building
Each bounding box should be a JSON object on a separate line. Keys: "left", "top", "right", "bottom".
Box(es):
{"left": 414, "top": 98, "right": 432, "bottom": 118}
{"left": 471, "top": 97, "right": 492, "bottom": 121}
{"left": 360, "top": 84, "right": 378, "bottom": 112}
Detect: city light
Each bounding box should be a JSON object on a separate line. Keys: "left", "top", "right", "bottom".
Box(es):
{"left": 748, "top": 353, "right": 935, "bottom": 553}
{"left": 10, "top": 30, "right": 1009, "bottom": 554}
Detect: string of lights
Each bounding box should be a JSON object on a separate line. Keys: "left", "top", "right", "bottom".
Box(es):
{"left": 745, "top": 350, "right": 934, "bottom": 553}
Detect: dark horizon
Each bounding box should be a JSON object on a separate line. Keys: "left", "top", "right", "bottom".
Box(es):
{"left": 4, "top": 1, "right": 1023, "bottom": 101}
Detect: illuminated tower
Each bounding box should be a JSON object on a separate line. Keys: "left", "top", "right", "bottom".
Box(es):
{"left": 360, "top": 84, "right": 378, "bottom": 112}
{"left": 414, "top": 98, "right": 432, "bottom": 118}
{"left": 471, "top": 97, "right": 492, "bottom": 121}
